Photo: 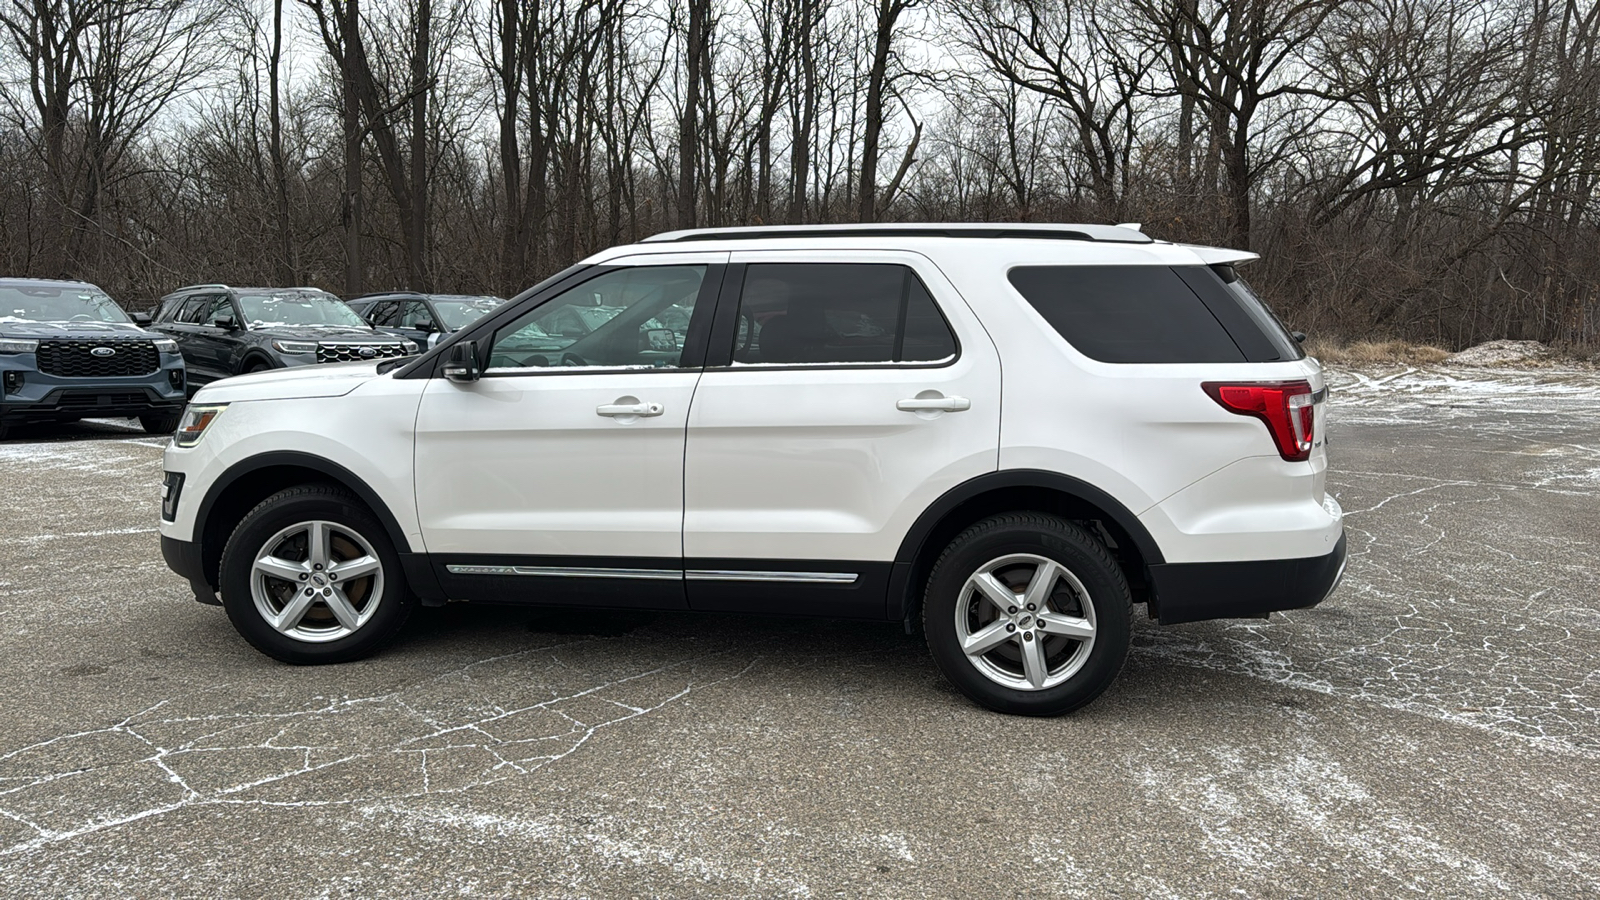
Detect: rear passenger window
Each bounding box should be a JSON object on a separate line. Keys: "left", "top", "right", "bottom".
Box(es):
{"left": 177, "top": 298, "right": 209, "bottom": 324}
{"left": 1008, "top": 266, "right": 1244, "bottom": 363}
{"left": 733, "top": 264, "right": 957, "bottom": 365}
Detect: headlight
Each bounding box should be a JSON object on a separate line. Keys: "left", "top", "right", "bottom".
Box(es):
{"left": 401, "top": 340, "right": 419, "bottom": 354}
{"left": 174, "top": 403, "right": 227, "bottom": 448}
{"left": 153, "top": 338, "right": 179, "bottom": 353}
{"left": 0, "top": 338, "right": 39, "bottom": 354}
{"left": 272, "top": 340, "right": 318, "bottom": 354}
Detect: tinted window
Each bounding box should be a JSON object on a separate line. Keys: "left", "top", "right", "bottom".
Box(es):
{"left": 732, "top": 263, "right": 956, "bottom": 365}
{"left": 203, "top": 296, "right": 235, "bottom": 325}
{"left": 488, "top": 265, "right": 705, "bottom": 370}
{"left": 366, "top": 301, "right": 399, "bottom": 327}
{"left": 177, "top": 297, "right": 209, "bottom": 324}
{"left": 1008, "top": 266, "right": 1244, "bottom": 363}
{"left": 398, "top": 301, "right": 435, "bottom": 329}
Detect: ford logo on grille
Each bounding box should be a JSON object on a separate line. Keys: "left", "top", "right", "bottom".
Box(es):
{"left": 90, "top": 346, "right": 116, "bottom": 357}
{"left": 358, "top": 347, "right": 377, "bottom": 359}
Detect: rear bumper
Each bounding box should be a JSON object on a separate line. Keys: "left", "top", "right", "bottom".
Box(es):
{"left": 1146, "top": 532, "right": 1346, "bottom": 625}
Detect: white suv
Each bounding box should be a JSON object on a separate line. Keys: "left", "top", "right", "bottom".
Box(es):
{"left": 159, "top": 224, "right": 1344, "bottom": 715}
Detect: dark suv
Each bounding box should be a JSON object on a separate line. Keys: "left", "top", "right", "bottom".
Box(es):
{"left": 150, "top": 285, "right": 415, "bottom": 388}
{"left": 0, "top": 278, "right": 186, "bottom": 438}
{"left": 347, "top": 292, "right": 505, "bottom": 350}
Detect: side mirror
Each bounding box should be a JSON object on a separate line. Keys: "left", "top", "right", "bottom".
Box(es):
{"left": 442, "top": 340, "right": 481, "bottom": 383}
{"left": 643, "top": 327, "right": 677, "bottom": 352}
{"left": 427, "top": 331, "right": 442, "bottom": 350}
{"left": 131, "top": 312, "right": 152, "bottom": 326}
{"left": 1291, "top": 331, "right": 1307, "bottom": 343}
{"left": 213, "top": 314, "right": 236, "bottom": 330}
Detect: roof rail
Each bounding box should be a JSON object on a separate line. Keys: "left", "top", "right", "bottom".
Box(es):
{"left": 173, "top": 283, "right": 231, "bottom": 292}
{"left": 640, "top": 223, "right": 1155, "bottom": 245}
{"left": 351, "top": 290, "right": 428, "bottom": 300}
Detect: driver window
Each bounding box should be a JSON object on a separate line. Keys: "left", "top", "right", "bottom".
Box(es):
{"left": 488, "top": 266, "right": 705, "bottom": 371}
{"left": 399, "top": 301, "right": 436, "bottom": 330}
{"left": 203, "top": 296, "right": 234, "bottom": 326}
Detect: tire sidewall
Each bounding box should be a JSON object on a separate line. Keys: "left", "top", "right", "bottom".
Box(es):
{"left": 220, "top": 490, "right": 411, "bottom": 664}
{"left": 925, "top": 517, "right": 1131, "bottom": 716}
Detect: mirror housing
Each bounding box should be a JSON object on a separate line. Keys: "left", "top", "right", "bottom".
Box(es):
{"left": 131, "top": 312, "right": 152, "bottom": 326}
{"left": 442, "top": 340, "right": 481, "bottom": 383}
{"left": 643, "top": 327, "right": 678, "bottom": 352}
{"left": 1291, "top": 331, "right": 1307, "bottom": 343}
{"left": 212, "top": 314, "right": 236, "bottom": 330}
{"left": 427, "top": 331, "right": 442, "bottom": 350}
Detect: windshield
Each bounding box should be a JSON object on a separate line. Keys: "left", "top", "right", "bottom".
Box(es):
{"left": 432, "top": 295, "right": 504, "bottom": 330}
{"left": 0, "top": 285, "right": 130, "bottom": 324}
{"left": 236, "top": 291, "right": 367, "bottom": 329}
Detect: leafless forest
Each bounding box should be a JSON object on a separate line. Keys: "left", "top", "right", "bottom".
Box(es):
{"left": 2, "top": 0, "right": 1597, "bottom": 348}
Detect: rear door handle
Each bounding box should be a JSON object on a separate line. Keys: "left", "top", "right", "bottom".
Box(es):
{"left": 597, "top": 401, "right": 664, "bottom": 417}
{"left": 896, "top": 396, "right": 971, "bottom": 412}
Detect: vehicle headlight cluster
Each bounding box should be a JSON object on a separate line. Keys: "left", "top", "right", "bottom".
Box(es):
{"left": 0, "top": 338, "right": 39, "bottom": 354}
{"left": 401, "top": 340, "right": 419, "bottom": 353}
{"left": 272, "top": 340, "right": 318, "bottom": 354}
{"left": 174, "top": 403, "right": 227, "bottom": 448}
{"left": 154, "top": 338, "right": 180, "bottom": 353}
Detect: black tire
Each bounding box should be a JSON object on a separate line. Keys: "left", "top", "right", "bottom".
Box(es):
{"left": 219, "top": 484, "right": 416, "bottom": 664}
{"left": 242, "top": 360, "right": 272, "bottom": 374}
{"left": 139, "top": 412, "right": 181, "bottom": 435}
{"left": 922, "top": 512, "right": 1132, "bottom": 716}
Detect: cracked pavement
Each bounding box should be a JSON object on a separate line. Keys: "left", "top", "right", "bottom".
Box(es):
{"left": 0, "top": 367, "right": 1597, "bottom": 898}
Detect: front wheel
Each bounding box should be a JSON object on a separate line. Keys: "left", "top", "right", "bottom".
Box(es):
{"left": 139, "top": 411, "right": 181, "bottom": 434}
{"left": 219, "top": 485, "right": 416, "bottom": 664}
{"left": 923, "top": 513, "right": 1131, "bottom": 716}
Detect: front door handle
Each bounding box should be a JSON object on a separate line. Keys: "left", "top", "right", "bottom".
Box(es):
{"left": 897, "top": 395, "right": 971, "bottom": 413}
{"left": 597, "top": 401, "right": 664, "bottom": 418}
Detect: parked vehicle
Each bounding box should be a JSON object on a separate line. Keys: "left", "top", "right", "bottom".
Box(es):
{"left": 0, "top": 278, "right": 186, "bottom": 438}
{"left": 347, "top": 292, "right": 505, "bottom": 349}
{"left": 158, "top": 224, "right": 1345, "bottom": 715}
{"left": 149, "top": 285, "right": 416, "bottom": 390}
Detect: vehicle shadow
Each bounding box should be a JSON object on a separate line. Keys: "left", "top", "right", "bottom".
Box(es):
{"left": 0, "top": 418, "right": 154, "bottom": 443}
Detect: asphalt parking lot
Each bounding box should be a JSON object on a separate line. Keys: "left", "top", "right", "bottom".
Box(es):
{"left": 0, "top": 366, "right": 1596, "bottom": 898}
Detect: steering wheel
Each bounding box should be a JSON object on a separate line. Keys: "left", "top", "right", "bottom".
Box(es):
{"left": 70, "top": 314, "right": 94, "bottom": 322}
{"left": 560, "top": 352, "right": 587, "bottom": 367}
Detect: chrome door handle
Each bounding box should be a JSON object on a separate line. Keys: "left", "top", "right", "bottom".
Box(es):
{"left": 897, "top": 396, "right": 971, "bottom": 412}
{"left": 597, "top": 401, "right": 664, "bottom": 417}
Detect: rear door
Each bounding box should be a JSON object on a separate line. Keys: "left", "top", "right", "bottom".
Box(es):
{"left": 681, "top": 251, "right": 1002, "bottom": 618}
{"left": 413, "top": 253, "right": 726, "bottom": 608}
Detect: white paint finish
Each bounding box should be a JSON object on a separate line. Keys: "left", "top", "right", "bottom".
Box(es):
{"left": 189, "top": 359, "right": 386, "bottom": 403}
{"left": 1139, "top": 455, "right": 1343, "bottom": 562}
{"left": 414, "top": 371, "right": 700, "bottom": 557}
{"left": 683, "top": 249, "right": 1001, "bottom": 561}
{"left": 160, "top": 374, "right": 426, "bottom": 547}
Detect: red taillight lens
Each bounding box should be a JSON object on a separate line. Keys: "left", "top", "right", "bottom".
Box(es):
{"left": 1202, "top": 380, "right": 1316, "bottom": 462}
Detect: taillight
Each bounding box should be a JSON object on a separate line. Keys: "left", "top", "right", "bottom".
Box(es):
{"left": 1202, "top": 380, "right": 1316, "bottom": 462}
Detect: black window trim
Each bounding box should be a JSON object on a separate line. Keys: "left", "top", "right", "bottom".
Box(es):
{"left": 701, "top": 261, "right": 963, "bottom": 371}
{"left": 470, "top": 262, "right": 725, "bottom": 380}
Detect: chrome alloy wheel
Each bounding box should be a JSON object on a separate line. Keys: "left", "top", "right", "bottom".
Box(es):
{"left": 250, "top": 520, "right": 384, "bottom": 643}
{"left": 955, "top": 553, "right": 1097, "bottom": 690}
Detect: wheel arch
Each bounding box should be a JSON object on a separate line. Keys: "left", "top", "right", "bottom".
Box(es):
{"left": 236, "top": 350, "right": 276, "bottom": 374}
{"left": 889, "top": 470, "right": 1164, "bottom": 622}
{"left": 193, "top": 452, "right": 412, "bottom": 592}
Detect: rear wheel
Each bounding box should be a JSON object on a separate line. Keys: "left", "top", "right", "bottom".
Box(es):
{"left": 923, "top": 513, "right": 1131, "bottom": 716}
{"left": 219, "top": 485, "right": 416, "bottom": 664}
{"left": 139, "top": 411, "right": 181, "bottom": 435}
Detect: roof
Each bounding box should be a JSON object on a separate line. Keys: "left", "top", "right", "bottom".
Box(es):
{"left": 640, "top": 223, "right": 1155, "bottom": 245}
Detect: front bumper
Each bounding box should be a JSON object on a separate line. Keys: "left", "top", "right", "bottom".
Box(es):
{"left": 161, "top": 535, "right": 219, "bottom": 605}
{"left": 0, "top": 354, "right": 187, "bottom": 425}
{"left": 1146, "top": 531, "right": 1347, "bottom": 625}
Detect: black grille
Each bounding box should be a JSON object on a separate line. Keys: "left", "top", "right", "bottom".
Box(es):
{"left": 56, "top": 391, "right": 148, "bottom": 409}
{"left": 316, "top": 342, "right": 409, "bottom": 364}
{"left": 36, "top": 340, "right": 159, "bottom": 378}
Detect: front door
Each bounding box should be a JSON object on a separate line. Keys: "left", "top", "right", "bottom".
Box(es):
{"left": 682, "top": 252, "right": 1003, "bottom": 618}
{"left": 413, "top": 254, "right": 725, "bottom": 608}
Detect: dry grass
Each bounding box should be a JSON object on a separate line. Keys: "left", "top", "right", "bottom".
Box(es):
{"left": 1303, "top": 339, "right": 1452, "bottom": 365}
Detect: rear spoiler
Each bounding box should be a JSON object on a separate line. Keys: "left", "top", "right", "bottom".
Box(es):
{"left": 1180, "top": 244, "right": 1260, "bottom": 266}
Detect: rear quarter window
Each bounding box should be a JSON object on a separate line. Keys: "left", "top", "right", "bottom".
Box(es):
{"left": 1008, "top": 265, "right": 1245, "bottom": 363}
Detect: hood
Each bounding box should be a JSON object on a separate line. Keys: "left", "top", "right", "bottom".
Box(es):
{"left": 246, "top": 324, "right": 397, "bottom": 341}
{"left": 192, "top": 360, "right": 386, "bottom": 403}
{"left": 0, "top": 320, "right": 153, "bottom": 340}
